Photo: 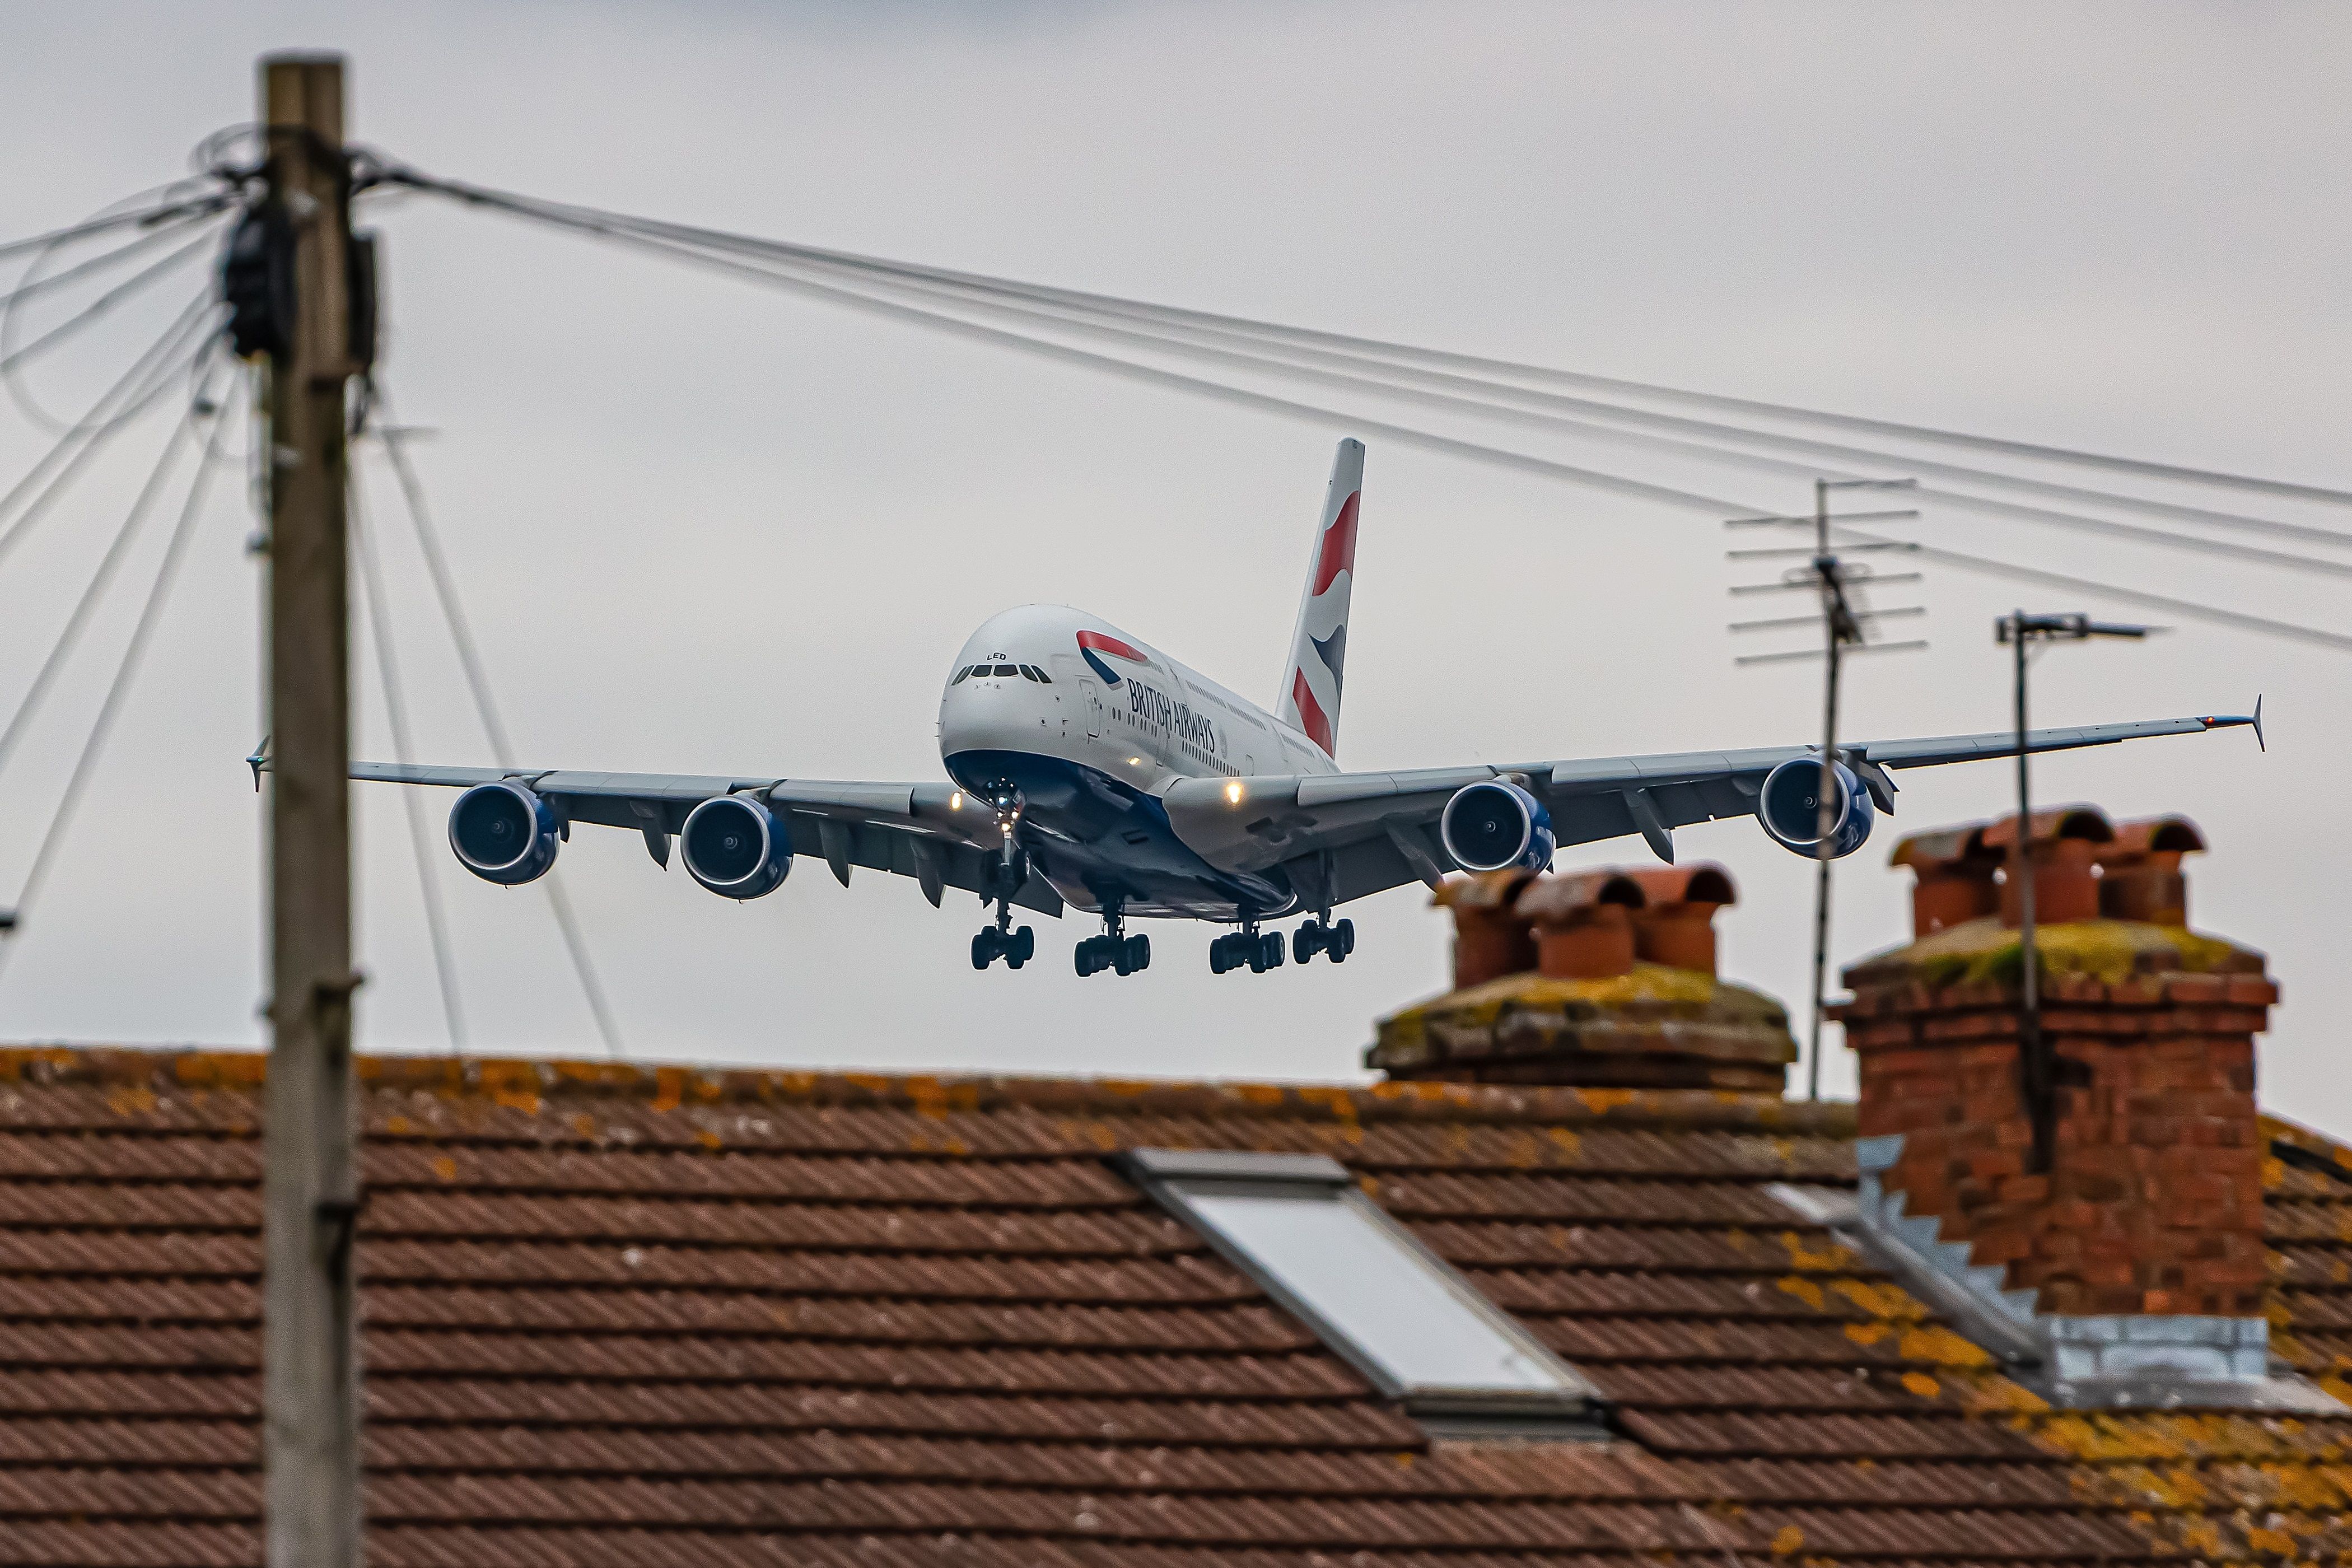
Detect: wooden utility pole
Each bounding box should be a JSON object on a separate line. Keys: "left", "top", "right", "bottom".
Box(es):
{"left": 259, "top": 53, "right": 362, "bottom": 1568}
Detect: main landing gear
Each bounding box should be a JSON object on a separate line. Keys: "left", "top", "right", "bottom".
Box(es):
{"left": 1076, "top": 907, "right": 1150, "bottom": 977}
{"left": 1211, "top": 916, "right": 1355, "bottom": 975}
{"left": 1293, "top": 916, "right": 1355, "bottom": 965}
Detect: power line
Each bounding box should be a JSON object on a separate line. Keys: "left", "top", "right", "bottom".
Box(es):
{"left": 741, "top": 245, "right": 2352, "bottom": 580}
{"left": 406, "top": 184, "right": 2352, "bottom": 655}
{"left": 0, "top": 291, "right": 218, "bottom": 572}
{"left": 0, "top": 191, "right": 232, "bottom": 265}
{"left": 0, "top": 405, "right": 225, "bottom": 983}
{"left": 637, "top": 222, "right": 2352, "bottom": 555}
{"left": 384, "top": 166, "right": 2351, "bottom": 510}
{"left": 0, "top": 409, "right": 197, "bottom": 785}
{"left": 371, "top": 403, "right": 625, "bottom": 1058}
{"left": 0, "top": 223, "right": 225, "bottom": 389}
{"left": 349, "top": 469, "right": 466, "bottom": 1054}
{"left": 0, "top": 209, "right": 225, "bottom": 315}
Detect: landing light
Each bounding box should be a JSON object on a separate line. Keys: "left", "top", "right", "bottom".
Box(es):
{"left": 1225, "top": 781, "right": 1243, "bottom": 805}
{"left": 1128, "top": 757, "right": 1141, "bottom": 766}
{"left": 950, "top": 792, "right": 963, "bottom": 810}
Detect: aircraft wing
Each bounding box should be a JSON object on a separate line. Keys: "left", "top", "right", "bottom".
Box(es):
{"left": 1159, "top": 711, "right": 2260, "bottom": 907}
{"left": 343, "top": 763, "right": 1065, "bottom": 917}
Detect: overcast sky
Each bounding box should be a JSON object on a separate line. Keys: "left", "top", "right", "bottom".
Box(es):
{"left": 2, "top": 2, "right": 2346, "bottom": 1132}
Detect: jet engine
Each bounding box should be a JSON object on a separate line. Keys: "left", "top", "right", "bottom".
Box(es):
{"left": 680, "top": 795, "right": 792, "bottom": 899}
{"left": 1439, "top": 780, "right": 1556, "bottom": 874}
{"left": 449, "top": 781, "right": 561, "bottom": 885}
{"left": 1756, "top": 757, "right": 1875, "bottom": 859}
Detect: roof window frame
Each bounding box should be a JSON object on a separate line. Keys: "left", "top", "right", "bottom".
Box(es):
{"left": 1113, "top": 1148, "right": 1603, "bottom": 1429}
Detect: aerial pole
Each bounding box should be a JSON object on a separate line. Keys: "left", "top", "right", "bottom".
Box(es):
{"left": 256, "top": 52, "right": 363, "bottom": 1568}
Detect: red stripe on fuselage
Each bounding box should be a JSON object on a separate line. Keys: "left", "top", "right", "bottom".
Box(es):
{"left": 1076, "top": 630, "right": 1147, "bottom": 662}
{"left": 1309, "top": 492, "right": 1360, "bottom": 597}
{"left": 1290, "top": 669, "right": 1335, "bottom": 756}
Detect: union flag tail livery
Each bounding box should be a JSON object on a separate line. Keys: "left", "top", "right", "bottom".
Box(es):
{"left": 1277, "top": 439, "right": 1363, "bottom": 759}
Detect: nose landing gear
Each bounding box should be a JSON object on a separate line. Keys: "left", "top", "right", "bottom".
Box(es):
{"left": 1076, "top": 905, "right": 1150, "bottom": 977}
{"left": 972, "top": 815, "right": 1034, "bottom": 970}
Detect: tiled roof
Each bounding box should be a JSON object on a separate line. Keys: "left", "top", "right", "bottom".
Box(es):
{"left": 2, "top": 1046, "right": 2350, "bottom": 1566}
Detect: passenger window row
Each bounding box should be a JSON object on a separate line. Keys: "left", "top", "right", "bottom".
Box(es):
{"left": 951, "top": 663, "right": 1052, "bottom": 684}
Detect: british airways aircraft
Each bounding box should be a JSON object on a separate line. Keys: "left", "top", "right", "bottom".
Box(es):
{"left": 344, "top": 440, "right": 2258, "bottom": 978}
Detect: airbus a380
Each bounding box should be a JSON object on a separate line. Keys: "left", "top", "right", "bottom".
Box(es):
{"left": 342, "top": 440, "right": 2260, "bottom": 978}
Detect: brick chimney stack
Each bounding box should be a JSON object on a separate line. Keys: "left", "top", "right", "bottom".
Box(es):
{"left": 1837, "top": 807, "right": 2280, "bottom": 1392}
{"left": 1368, "top": 864, "right": 1793, "bottom": 1091}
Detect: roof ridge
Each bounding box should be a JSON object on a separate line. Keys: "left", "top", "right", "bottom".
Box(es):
{"left": 0, "top": 1045, "right": 1859, "bottom": 1136}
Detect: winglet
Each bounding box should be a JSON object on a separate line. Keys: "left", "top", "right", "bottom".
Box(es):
{"left": 246, "top": 735, "right": 272, "bottom": 791}
{"left": 2253, "top": 693, "right": 2265, "bottom": 752}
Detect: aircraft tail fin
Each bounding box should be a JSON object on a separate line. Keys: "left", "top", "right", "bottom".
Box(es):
{"left": 1275, "top": 438, "right": 1363, "bottom": 759}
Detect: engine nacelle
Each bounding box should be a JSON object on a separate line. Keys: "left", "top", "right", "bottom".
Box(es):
{"left": 681, "top": 795, "right": 792, "bottom": 899}
{"left": 1439, "top": 780, "right": 1556, "bottom": 874}
{"left": 1757, "top": 757, "right": 1875, "bottom": 859}
{"left": 449, "top": 781, "right": 561, "bottom": 885}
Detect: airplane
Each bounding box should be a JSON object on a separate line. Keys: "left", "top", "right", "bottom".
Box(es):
{"left": 329, "top": 439, "right": 2261, "bottom": 978}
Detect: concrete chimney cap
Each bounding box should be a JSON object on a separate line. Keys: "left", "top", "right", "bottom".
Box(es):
{"left": 2103, "top": 815, "right": 2207, "bottom": 860}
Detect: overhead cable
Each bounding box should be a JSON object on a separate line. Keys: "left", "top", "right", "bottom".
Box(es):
{"left": 0, "top": 211, "right": 225, "bottom": 315}
{"left": 408, "top": 188, "right": 2352, "bottom": 654}
{"left": 384, "top": 166, "right": 2350, "bottom": 510}
{"left": 0, "top": 223, "right": 226, "bottom": 391}
{"left": 0, "top": 291, "right": 218, "bottom": 572}
{"left": 0, "top": 410, "right": 197, "bottom": 785}
{"left": 731, "top": 245, "right": 2352, "bottom": 580}
{"left": 372, "top": 404, "right": 626, "bottom": 1058}
{"left": 568, "top": 207, "right": 2352, "bottom": 552}
{"left": 0, "top": 191, "right": 232, "bottom": 266}
{"left": 0, "top": 407, "right": 225, "bottom": 985}
{"left": 349, "top": 469, "right": 466, "bottom": 1054}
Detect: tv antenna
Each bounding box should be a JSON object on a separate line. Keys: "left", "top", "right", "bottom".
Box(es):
{"left": 1727, "top": 477, "right": 1924, "bottom": 1101}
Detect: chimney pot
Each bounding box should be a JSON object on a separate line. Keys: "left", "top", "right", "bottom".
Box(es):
{"left": 1371, "top": 863, "right": 1791, "bottom": 1092}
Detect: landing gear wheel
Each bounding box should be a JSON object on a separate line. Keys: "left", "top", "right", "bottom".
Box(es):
{"left": 1329, "top": 918, "right": 1354, "bottom": 963}
{"left": 1262, "top": 932, "right": 1286, "bottom": 970}
{"left": 1010, "top": 926, "right": 1035, "bottom": 967}
{"left": 971, "top": 930, "right": 998, "bottom": 970}
{"left": 1292, "top": 921, "right": 1323, "bottom": 965}
{"left": 1126, "top": 934, "right": 1150, "bottom": 973}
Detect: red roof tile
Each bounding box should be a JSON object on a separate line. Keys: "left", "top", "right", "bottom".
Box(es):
{"left": 0, "top": 1047, "right": 2347, "bottom": 1565}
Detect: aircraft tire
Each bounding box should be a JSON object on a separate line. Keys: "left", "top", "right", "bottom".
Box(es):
{"left": 971, "top": 932, "right": 995, "bottom": 970}
{"left": 1127, "top": 934, "right": 1150, "bottom": 973}
{"left": 1012, "top": 926, "right": 1035, "bottom": 964}
{"left": 1262, "top": 933, "right": 1286, "bottom": 970}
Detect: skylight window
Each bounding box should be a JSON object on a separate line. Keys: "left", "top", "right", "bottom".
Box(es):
{"left": 1116, "top": 1149, "right": 1598, "bottom": 1425}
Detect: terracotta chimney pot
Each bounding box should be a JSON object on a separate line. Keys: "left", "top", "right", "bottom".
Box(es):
{"left": 1433, "top": 870, "right": 1538, "bottom": 988}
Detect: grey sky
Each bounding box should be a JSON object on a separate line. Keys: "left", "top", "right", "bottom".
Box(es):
{"left": 1, "top": 2, "right": 2346, "bottom": 1130}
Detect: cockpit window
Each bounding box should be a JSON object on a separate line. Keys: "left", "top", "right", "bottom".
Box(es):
{"left": 1019, "top": 664, "right": 1046, "bottom": 682}
{"left": 993, "top": 664, "right": 1019, "bottom": 678}
{"left": 951, "top": 666, "right": 974, "bottom": 684}
{"left": 1032, "top": 666, "right": 1052, "bottom": 683}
